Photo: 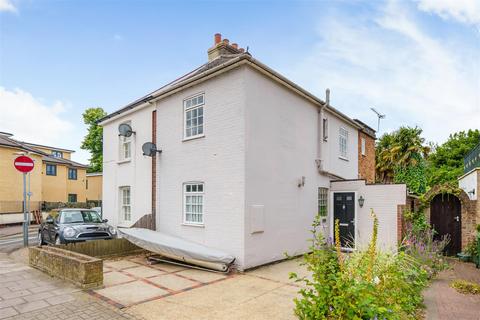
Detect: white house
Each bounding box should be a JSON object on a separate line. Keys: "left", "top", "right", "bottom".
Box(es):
{"left": 100, "top": 34, "right": 406, "bottom": 270}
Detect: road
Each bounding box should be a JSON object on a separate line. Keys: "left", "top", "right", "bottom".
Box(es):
{"left": 0, "top": 228, "right": 38, "bottom": 253}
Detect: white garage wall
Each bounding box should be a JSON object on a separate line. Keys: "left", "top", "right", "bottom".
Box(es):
{"left": 330, "top": 180, "right": 406, "bottom": 251}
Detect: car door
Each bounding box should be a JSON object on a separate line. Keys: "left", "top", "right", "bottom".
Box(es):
{"left": 42, "top": 215, "right": 53, "bottom": 243}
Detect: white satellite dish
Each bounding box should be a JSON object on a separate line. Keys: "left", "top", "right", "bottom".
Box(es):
{"left": 118, "top": 123, "right": 134, "bottom": 137}
{"left": 142, "top": 142, "right": 162, "bottom": 157}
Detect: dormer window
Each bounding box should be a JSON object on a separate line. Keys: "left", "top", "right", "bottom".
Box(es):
{"left": 52, "top": 151, "right": 63, "bottom": 158}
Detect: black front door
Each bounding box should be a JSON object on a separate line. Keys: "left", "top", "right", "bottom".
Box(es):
{"left": 430, "top": 194, "right": 462, "bottom": 255}
{"left": 333, "top": 192, "right": 355, "bottom": 248}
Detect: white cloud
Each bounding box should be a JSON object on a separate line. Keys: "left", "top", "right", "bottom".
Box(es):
{"left": 288, "top": 1, "right": 480, "bottom": 144}
{"left": 0, "top": 0, "right": 16, "bottom": 12}
{"left": 113, "top": 34, "right": 123, "bottom": 41}
{"left": 416, "top": 0, "right": 480, "bottom": 26}
{"left": 0, "top": 87, "right": 75, "bottom": 150}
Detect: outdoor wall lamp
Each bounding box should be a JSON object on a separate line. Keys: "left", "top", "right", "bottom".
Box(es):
{"left": 297, "top": 176, "right": 306, "bottom": 188}
{"left": 468, "top": 189, "right": 475, "bottom": 196}
{"left": 358, "top": 195, "right": 365, "bottom": 208}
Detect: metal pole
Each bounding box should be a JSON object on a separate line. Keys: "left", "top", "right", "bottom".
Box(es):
{"left": 23, "top": 172, "right": 28, "bottom": 247}
{"left": 27, "top": 172, "right": 31, "bottom": 233}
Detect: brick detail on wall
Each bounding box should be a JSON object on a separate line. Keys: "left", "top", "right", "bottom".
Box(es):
{"left": 358, "top": 131, "right": 376, "bottom": 183}
{"left": 151, "top": 110, "right": 157, "bottom": 230}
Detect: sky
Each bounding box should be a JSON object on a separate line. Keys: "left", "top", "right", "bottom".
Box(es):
{"left": 0, "top": 0, "right": 479, "bottom": 164}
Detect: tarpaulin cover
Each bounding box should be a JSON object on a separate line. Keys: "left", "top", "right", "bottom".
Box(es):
{"left": 119, "top": 228, "right": 235, "bottom": 265}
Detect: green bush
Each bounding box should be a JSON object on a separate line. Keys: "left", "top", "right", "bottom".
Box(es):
{"left": 290, "top": 211, "right": 428, "bottom": 319}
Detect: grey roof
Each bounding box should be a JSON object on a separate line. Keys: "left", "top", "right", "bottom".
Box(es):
{"left": 98, "top": 52, "right": 363, "bottom": 130}
{"left": 353, "top": 119, "right": 376, "bottom": 139}
{"left": 0, "top": 134, "right": 88, "bottom": 168}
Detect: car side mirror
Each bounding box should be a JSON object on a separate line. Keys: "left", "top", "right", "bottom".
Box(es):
{"left": 102, "top": 219, "right": 108, "bottom": 223}
{"left": 46, "top": 217, "right": 54, "bottom": 224}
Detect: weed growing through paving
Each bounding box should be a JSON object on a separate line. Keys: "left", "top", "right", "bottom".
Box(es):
{"left": 290, "top": 210, "right": 429, "bottom": 320}
{"left": 450, "top": 279, "right": 480, "bottom": 295}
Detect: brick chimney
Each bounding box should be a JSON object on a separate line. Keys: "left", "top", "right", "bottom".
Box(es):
{"left": 207, "top": 33, "right": 243, "bottom": 61}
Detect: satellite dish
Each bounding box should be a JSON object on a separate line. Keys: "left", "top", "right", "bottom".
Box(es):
{"left": 118, "top": 123, "right": 134, "bottom": 137}
{"left": 142, "top": 142, "right": 161, "bottom": 157}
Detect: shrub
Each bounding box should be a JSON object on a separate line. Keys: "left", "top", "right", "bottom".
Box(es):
{"left": 290, "top": 211, "right": 428, "bottom": 319}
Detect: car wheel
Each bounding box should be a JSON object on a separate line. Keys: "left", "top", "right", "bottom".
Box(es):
{"left": 38, "top": 232, "right": 45, "bottom": 245}
{"left": 55, "top": 236, "right": 62, "bottom": 245}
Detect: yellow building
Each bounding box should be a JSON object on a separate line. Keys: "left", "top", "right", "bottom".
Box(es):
{"left": 0, "top": 132, "right": 89, "bottom": 216}
{"left": 86, "top": 172, "right": 102, "bottom": 201}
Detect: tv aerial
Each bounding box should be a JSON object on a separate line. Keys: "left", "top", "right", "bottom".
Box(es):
{"left": 370, "top": 107, "right": 386, "bottom": 133}
{"left": 142, "top": 142, "right": 162, "bottom": 157}
{"left": 118, "top": 123, "right": 135, "bottom": 137}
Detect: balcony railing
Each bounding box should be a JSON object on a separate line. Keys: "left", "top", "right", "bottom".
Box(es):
{"left": 464, "top": 141, "right": 480, "bottom": 173}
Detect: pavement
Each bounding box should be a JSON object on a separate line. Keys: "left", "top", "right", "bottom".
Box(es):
{"left": 423, "top": 260, "right": 480, "bottom": 320}
{"left": 0, "top": 250, "right": 142, "bottom": 320}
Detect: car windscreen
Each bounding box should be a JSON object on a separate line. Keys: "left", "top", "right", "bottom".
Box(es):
{"left": 60, "top": 211, "right": 102, "bottom": 224}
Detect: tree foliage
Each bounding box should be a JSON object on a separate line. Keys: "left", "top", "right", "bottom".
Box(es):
{"left": 376, "top": 127, "right": 430, "bottom": 191}
{"left": 426, "top": 130, "right": 480, "bottom": 187}
{"left": 81, "top": 107, "right": 107, "bottom": 173}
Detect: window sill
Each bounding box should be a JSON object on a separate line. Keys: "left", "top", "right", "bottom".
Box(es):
{"left": 183, "top": 134, "right": 205, "bottom": 142}
{"left": 117, "top": 159, "right": 131, "bottom": 164}
{"left": 339, "top": 156, "right": 349, "bottom": 161}
{"left": 182, "top": 223, "right": 205, "bottom": 228}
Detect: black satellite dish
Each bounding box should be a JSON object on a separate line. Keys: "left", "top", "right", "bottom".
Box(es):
{"left": 118, "top": 123, "right": 134, "bottom": 137}
{"left": 142, "top": 142, "right": 162, "bottom": 157}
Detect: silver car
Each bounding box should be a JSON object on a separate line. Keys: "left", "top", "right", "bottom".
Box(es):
{"left": 38, "top": 208, "right": 117, "bottom": 245}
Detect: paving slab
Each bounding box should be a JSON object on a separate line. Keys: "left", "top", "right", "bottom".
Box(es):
{"left": 104, "top": 260, "right": 141, "bottom": 270}
{"left": 0, "top": 306, "right": 19, "bottom": 319}
{"left": 103, "top": 271, "right": 135, "bottom": 287}
{"left": 147, "top": 274, "right": 199, "bottom": 291}
{"left": 149, "top": 262, "right": 187, "bottom": 273}
{"left": 122, "top": 266, "right": 165, "bottom": 278}
{"left": 174, "top": 269, "right": 227, "bottom": 283}
{"left": 94, "top": 280, "right": 169, "bottom": 306}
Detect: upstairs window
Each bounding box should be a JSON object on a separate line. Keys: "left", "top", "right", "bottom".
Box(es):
{"left": 120, "top": 186, "right": 131, "bottom": 222}
{"left": 52, "top": 151, "right": 63, "bottom": 158}
{"left": 46, "top": 164, "right": 57, "bottom": 176}
{"left": 322, "top": 118, "right": 329, "bottom": 141}
{"left": 339, "top": 127, "right": 348, "bottom": 159}
{"left": 184, "top": 182, "right": 204, "bottom": 225}
{"left": 119, "top": 122, "right": 132, "bottom": 161}
{"left": 184, "top": 94, "right": 204, "bottom": 139}
{"left": 68, "top": 168, "right": 77, "bottom": 180}
{"left": 361, "top": 137, "right": 366, "bottom": 156}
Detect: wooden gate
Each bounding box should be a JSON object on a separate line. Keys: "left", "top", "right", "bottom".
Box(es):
{"left": 430, "top": 193, "right": 461, "bottom": 255}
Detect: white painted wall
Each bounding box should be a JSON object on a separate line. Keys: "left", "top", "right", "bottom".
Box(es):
{"left": 459, "top": 169, "right": 478, "bottom": 201}
{"left": 330, "top": 180, "right": 406, "bottom": 251}
{"left": 102, "top": 104, "right": 155, "bottom": 227}
{"left": 155, "top": 66, "right": 247, "bottom": 267}
{"left": 321, "top": 110, "right": 358, "bottom": 180}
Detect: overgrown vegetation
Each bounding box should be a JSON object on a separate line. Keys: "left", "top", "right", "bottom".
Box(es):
{"left": 450, "top": 280, "right": 480, "bottom": 295}
{"left": 290, "top": 212, "right": 432, "bottom": 319}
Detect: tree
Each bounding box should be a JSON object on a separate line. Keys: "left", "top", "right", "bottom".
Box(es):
{"left": 376, "top": 126, "right": 430, "bottom": 187}
{"left": 426, "top": 130, "right": 480, "bottom": 187}
{"left": 81, "top": 107, "right": 107, "bottom": 173}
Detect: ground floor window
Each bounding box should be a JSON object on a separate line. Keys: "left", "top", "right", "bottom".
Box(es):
{"left": 184, "top": 182, "right": 204, "bottom": 224}
{"left": 68, "top": 194, "right": 77, "bottom": 203}
{"left": 120, "top": 186, "right": 131, "bottom": 222}
{"left": 318, "top": 187, "right": 328, "bottom": 217}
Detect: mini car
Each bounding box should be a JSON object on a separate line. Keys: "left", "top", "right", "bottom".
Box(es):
{"left": 38, "top": 208, "right": 117, "bottom": 245}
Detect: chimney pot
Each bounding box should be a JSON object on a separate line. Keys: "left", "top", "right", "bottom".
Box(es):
{"left": 223, "top": 38, "right": 229, "bottom": 45}
{"left": 232, "top": 43, "right": 238, "bottom": 49}
{"left": 214, "top": 33, "right": 221, "bottom": 45}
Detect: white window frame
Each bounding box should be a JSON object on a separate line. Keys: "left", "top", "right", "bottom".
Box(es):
{"left": 119, "top": 186, "right": 131, "bottom": 222}
{"left": 322, "top": 118, "right": 329, "bottom": 141}
{"left": 318, "top": 187, "right": 328, "bottom": 217}
{"left": 52, "top": 151, "right": 63, "bottom": 158}
{"left": 339, "top": 127, "right": 348, "bottom": 159}
{"left": 183, "top": 93, "right": 205, "bottom": 140}
{"left": 361, "top": 137, "right": 366, "bottom": 156}
{"left": 183, "top": 182, "right": 204, "bottom": 225}
{"left": 119, "top": 122, "right": 132, "bottom": 162}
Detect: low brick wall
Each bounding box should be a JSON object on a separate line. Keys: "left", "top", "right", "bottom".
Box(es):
{"left": 55, "top": 238, "right": 146, "bottom": 258}
{"left": 29, "top": 246, "right": 103, "bottom": 289}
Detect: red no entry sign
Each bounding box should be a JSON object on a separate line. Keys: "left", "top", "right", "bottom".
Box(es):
{"left": 14, "top": 156, "right": 34, "bottom": 173}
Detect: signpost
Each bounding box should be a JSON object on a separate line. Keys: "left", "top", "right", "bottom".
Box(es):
{"left": 14, "top": 156, "right": 34, "bottom": 247}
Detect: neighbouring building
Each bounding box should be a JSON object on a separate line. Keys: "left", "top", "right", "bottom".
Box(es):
{"left": 86, "top": 172, "right": 103, "bottom": 202}
{"left": 354, "top": 119, "right": 376, "bottom": 183}
{"left": 100, "top": 34, "right": 406, "bottom": 270}
{"left": 0, "top": 132, "right": 89, "bottom": 224}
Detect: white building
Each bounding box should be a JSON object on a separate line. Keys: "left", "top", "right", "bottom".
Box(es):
{"left": 100, "top": 34, "right": 406, "bottom": 270}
